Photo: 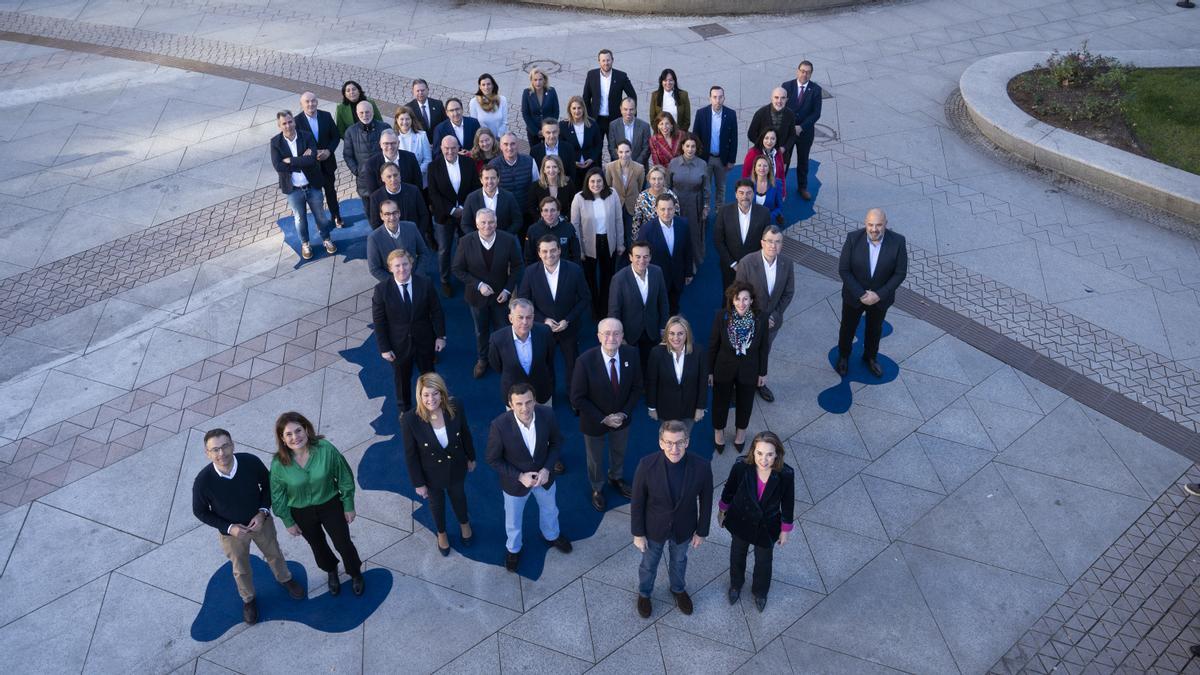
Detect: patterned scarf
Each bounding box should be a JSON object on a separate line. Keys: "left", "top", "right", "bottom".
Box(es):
{"left": 727, "top": 310, "right": 756, "bottom": 356}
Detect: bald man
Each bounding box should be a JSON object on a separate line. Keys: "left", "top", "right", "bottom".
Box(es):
{"left": 836, "top": 208, "right": 907, "bottom": 378}
{"left": 746, "top": 87, "right": 796, "bottom": 167}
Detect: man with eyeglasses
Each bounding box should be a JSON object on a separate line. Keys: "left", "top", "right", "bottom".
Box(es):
{"left": 193, "top": 428, "right": 305, "bottom": 625}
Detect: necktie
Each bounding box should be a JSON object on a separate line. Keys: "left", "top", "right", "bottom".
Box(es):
{"left": 609, "top": 357, "right": 619, "bottom": 396}
{"left": 421, "top": 103, "right": 429, "bottom": 127}
{"left": 401, "top": 283, "right": 411, "bottom": 305}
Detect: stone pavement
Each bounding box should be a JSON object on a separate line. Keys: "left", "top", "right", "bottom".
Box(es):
{"left": 0, "top": 0, "right": 1198, "bottom": 672}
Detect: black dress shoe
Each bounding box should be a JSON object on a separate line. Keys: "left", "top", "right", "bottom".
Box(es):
{"left": 327, "top": 571, "right": 341, "bottom": 596}
{"left": 863, "top": 358, "right": 883, "bottom": 378}
{"left": 553, "top": 460, "right": 566, "bottom": 475}
{"left": 282, "top": 578, "right": 306, "bottom": 600}
{"left": 757, "top": 385, "right": 775, "bottom": 402}
{"left": 505, "top": 550, "right": 520, "bottom": 572}
{"left": 637, "top": 595, "right": 652, "bottom": 618}
{"left": 461, "top": 524, "right": 474, "bottom": 547}
{"left": 728, "top": 586, "right": 741, "bottom": 605}
{"left": 243, "top": 598, "right": 258, "bottom": 625}
{"left": 545, "top": 535, "right": 573, "bottom": 553}
{"left": 591, "top": 490, "right": 606, "bottom": 512}
{"left": 754, "top": 595, "right": 767, "bottom": 612}
{"left": 609, "top": 478, "right": 633, "bottom": 498}
{"left": 835, "top": 356, "right": 849, "bottom": 376}
{"left": 351, "top": 575, "right": 365, "bottom": 596}
{"left": 673, "top": 591, "right": 694, "bottom": 615}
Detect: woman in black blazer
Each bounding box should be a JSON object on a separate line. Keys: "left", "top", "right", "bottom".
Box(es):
{"left": 520, "top": 67, "right": 560, "bottom": 148}
{"left": 560, "top": 95, "right": 602, "bottom": 185}
{"left": 646, "top": 316, "right": 707, "bottom": 432}
{"left": 401, "top": 373, "right": 476, "bottom": 556}
{"left": 718, "top": 431, "right": 795, "bottom": 612}
{"left": 707, "top": 280, "right": 770, "bottom": 454}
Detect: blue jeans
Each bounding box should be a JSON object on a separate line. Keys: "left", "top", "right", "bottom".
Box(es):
{"left": 503, "top": 483, "right": 560, "bottom": 553}
{"left": 287, "top": 185, "right": 333, "bottom": 243}
{"left": 638, "top": 537, "right": 689, "bottom": 597}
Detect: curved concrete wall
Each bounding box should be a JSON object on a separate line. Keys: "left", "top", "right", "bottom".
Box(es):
{"left": 516, "top": 0, "right": 871, "bottom": 15}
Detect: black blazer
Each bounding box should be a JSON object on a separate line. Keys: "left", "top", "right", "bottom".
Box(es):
{"left": 485, "top": 406, "right": 562, "bottom": 497}
{"left": 432, "top": 117, "right": 481, "bottom": 154}
{"left": 488, "top": 323, "right": 555, "bottom": 404}
{"left": 363, "top": 150, "right": 423, "bottom": 197}
{"left": 371, "top": 275, "right": 446, "bottom": 360}
{"left": 570, "top": 345, "right": 643, "bottom": 436}
{"left": 719, "top": 461, "right": 795, "bottom": 548}
{"left": 692, "top": 106, "right": 738, "bottom": 165}
{"left": 427, "top": 156, "right": 480, "bottom": 224}
{"left": 781, "top": 79, "right": 823, "bottom": 133}
{"left": 582, "top": 67, "right": 637, "bottom": 120}
{"left": 517, "top": 259, "right": 590, "bottom": 337}
{"left": 746, "top": 104, "right": 797, "bottom": 150}
{"left": 522, "top": 217, "right": 582, "bottom": 266}
{"left": 631, "top": 451, "right": 713, "bottom": 545}
{"left": 838, "top": 229, "right": 908, "bottom": 310}
{"left": 558, "top": 119, "right": 602, "bottom": 168}
{"left": 530, "top": 142, "right": 579, "bottom": 181}
{"left": 297, "top": 110, "right": 340, "bottom": 174}
{"left": 525, "top": 182, "right": 579, "bottom": 228}
{"left": 368, "top": 183, "right": 431, "bottom": 234}
{"left": 401, "top": 401, "right": 475, "bottom": 490}
{"left": 461, "top": 188, "right": 523, "bottom": 236}
{"left": 713, "top": 204, "right": 769, "bottom": 272}
{"left": 451, "top": 231, "right": 524, "bottom": 307}
{"left": 645, "top": 345, "right": 707, "bottom": 422}
{"left": 706, "top": 310, "right": 770, "bottom": 385}
{"left": 607, "top": 264, "right": 669, "bottom": 343}
{"left": 642, "top": 217, "right": 694, "bottom": 293}
{"left": 405, "top": 97, "right": 447, "bottom": 144}
{"left": 270, "top": 131, "right": 325, "bottom": 194}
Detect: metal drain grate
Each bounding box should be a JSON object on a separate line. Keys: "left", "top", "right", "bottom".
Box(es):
{"left": 689, "top": 23, "right": 730, "bottom": 39}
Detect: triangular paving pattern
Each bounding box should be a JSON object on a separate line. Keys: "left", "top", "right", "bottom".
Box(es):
{"left": 967, "top": 398, "right": 1044, "bottom": 452}
{"left": 862, "top": 475, "right": 945, "bottom": 540}
{"left": 1080, "top": 406, "right": 1190, "bottom": 498}
{"left": 901, "top": 336, "right": 973, "bottom": 385}
{"left": 582, "top": 578, "right": 662, "bottom": 661}
{"left": 901, "top": 370, "right": 971, "bottom": 419}
{"left": 863, "top": 434, "right": 946, "bottom": 494}
{"left": 850, "top": 406, "right": 923, "bottom": 459}
{"left": 967, "top": 367, "right": 1043, "bottom": 414}
{"left": 0, "top": 575, "right": 106, "bottom": 673}
{"left": 741, "top": 581, "right": 824, "bottom": 651}
{"left": 788, "top": 441, "right": 869, "bottom": 503}
{"left": 802, "top": 476, "right": 889, "bottom": 541}
{"left": 84, "top": 573, "right": 207, "bottom": 674}
{"left": 656, "top": 623, "right": 752, "bottom": 673}
{"left": 792, "top": 412, "right": 869, "bottom": 460}
{"left": 918, "top": 398, "right": 995, "bottom": 451}
{"left": 501, "top": 579, "right": 594, "bottom": 662}
{"left": 588, "top": 627, "right": 664, "bottom": 674}
{"left": 916, "top": 433, "right": 993, "bottom": 493}
{"left": 801, "top": 520, "right": 888, "bottom": 593}
{"left": 497, "top": 633, "right": 590, "bottom": 673}
{"left": 659, "top": 579, "right": 755, "bottom": 652}
{"left": 851, "top": 377, "right": 925, "bottom": 420}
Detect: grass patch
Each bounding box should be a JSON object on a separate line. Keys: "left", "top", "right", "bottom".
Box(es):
{"left": 1124, "top": 68, "right": 1200, "bottom": 176}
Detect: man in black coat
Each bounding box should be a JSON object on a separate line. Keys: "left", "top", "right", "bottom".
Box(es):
{"left": 461, "top": 166, "right": 523, "bottom": 236}
{"left": 372, "top": 249, "right": 446, "bottom": 413}
{"left": 581, "top": 48, "right": 638, "bottom": 151}
{"left": 630, "top": 420, "right": 713, "bottom": 618}
{"left": 452, "top": 208, "right": 524, "bottom": 378}
{"left": 529, "top": 119, "right": 578, "bottom": 181}
{"left": 488, "top": 298, "right": 555, "bottom": 406}
{"left": 427, "top": 136, "right": 481, "bottom": 296}
{"left": 405, "top": 79, "right": 446, "bottom": 145}
{"left": 713, "top": 179, "right": 770, "bottom": 289}
{"left": 836, "top": 208, "right": 907, "bottom": 378}
{"left": 518, "top": 234, "right": 590, "bottom": 379}
{"left": 342, "top": 101, "right": 388, "bottom": 225}
{"left": 298, "top": 92, "right": 343, "bottom": 227}
{"left": 485, "top": 383, "right": 573, "bottom": 572}
{"left": 368, "top": 162, "right": 431, "bottom": 234}
{"left": 570, "top": 318, "right": 642, "bottom": 512}
{"left": 523, "top": 199, "right": 582, "bottom": 266}
{"left": 746, "top": 88, "right": 797, "bottom": 162}
{"left": 607, "top": 241, "right": 669, "bottom": 370}
{"left": 641, "top": 195, "right": 694, "bottom": 317}
{"left": 362, "top": 129, "right": 423, "bottom": 205}
{"left": 781, "top": 61, "right": 823, "bottom": 200}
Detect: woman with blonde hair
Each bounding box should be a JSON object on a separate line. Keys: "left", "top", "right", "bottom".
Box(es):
{"left": 749, "top": 155, "right": 784, "bottom": 224}
{"left": 631, "top": 165, "right": 678, "bottom": 240}
{"left": 525, "top": 154, "right": 576, "bottom": 226}
{"left": 646, "top": 315, "right": 707, "bottom": 433}
{"left": 560, "top": 95, "right": 601, "bottom": 183}
{"left": 521, "top": 67, "right": 559, "bottom": 147}
{"left": 470, "top": 126, "right": 501, "bottom": 175}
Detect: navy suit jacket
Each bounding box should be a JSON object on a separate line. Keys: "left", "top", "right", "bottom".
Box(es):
{"left": 363, "top": 151, "right": 422, "bottom": 198}
{"left": 405, "top": 97, "right": 446, "bottom": 144}
{"left": 607, "top": 264, "right": 669, "bottom": 343}
{"left": 297, "top": 110, "right": 340, "bottom": 174}
{"left": 582, "top": 68, "right": 637, "bottom": 120}
{"left": 371, "top": 274, "right": 445, "bottom": 361}
{"left": 432, "top": 117, "right": 481, "bottom": 154}
{"left": 570, "top": 345, "right": 643, "bottom": 436}
{"left": 559, "top": 119, "right": 602, "bottom": 167}
{"left": 427, "top": 156, "right": 480, "bottom": 224}
{"left": 517, "top": 259, "right": 590, "bottom": 338}
{"left": 692, "top": 106, "right": 738, "bottom": 165}
{"left": 270, "top": 131, "right": 325, "bottom": 194}
{"left": 485, "top": 407, "right": 562, "bottom": 497}
{"left": 781, "top": 79, "right": 823, "bottom": 134}
{"left": 488, "top": 323, "right": 555, "bottom": 404}
{"left": 451, "top": 231, "right": 524, "bottom": 307}
{"left": 838, "top": 229, "right": 908, "bottom": 310}
{"left": 521, "top": 88, "right": 560, "bottom": 137}
{"left": 642, "top": 217, "right": 694, "bottom": 293}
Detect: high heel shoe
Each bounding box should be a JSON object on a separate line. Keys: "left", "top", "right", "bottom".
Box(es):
{"left": 714, "top": 434, "right": 726, "bottom": 455}
{"left": 436, "top": 532, "right": 450, "bottom": 557}
{"left": 734, "top": 440, "right": 746, "bottom": 455}
{"left": 460, "top": 522, "right": 474, "bottom": 547}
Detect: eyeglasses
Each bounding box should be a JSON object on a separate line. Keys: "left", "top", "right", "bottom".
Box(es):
{"left": 206, "top": 442, "right": 233, "bottom": 454}
{"left": 661, "top": 440, "right": 688, "bottom": 449}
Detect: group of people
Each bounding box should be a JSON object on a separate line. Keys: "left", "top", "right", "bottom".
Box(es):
{"left": 215, "top": 49, "right": 909, "bottom": 627}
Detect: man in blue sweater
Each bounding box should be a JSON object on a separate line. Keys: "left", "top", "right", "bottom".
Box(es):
{"left": 192, "top": 428, "right": 306, "bottom": 625}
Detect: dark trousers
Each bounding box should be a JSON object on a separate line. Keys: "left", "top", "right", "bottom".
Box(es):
{"left": 319, "top": 158, "right": 341, "bottom": 220}
{"left": 584, "top": 426, "right": 629, "bottom": 492}
{"left": 291, "top": 496, "right": 362, "bottom": 576}
{"left": 791, "top": 128, "right": 815, "bottom": 191}
{"left": 427, "top": 480, "right": 469, "bottom": 533}
{"left": 632, "top": 333, "right": 655, "bottom": 373}
{"left": 838, "top": 300, "right": 888, "bottom": 361}
{"left": 550, "top": 331, "right": 579, "bottom": 384}
{"left": 469, "top": 302, "right": 509, "bottom": 361}
{"left": 583, "top": 235, "right": 615, "bottom": 317}
{"left": 667, "top": 286, "right": 682, "bottom": 319}
{"left": 597, "top": 114, "right": 614, "bottom": 158}
{"left": 720, "top": 263, "right": 737, "bottom": 291}
{"left": 619, "top": 211, "right": 633, "bottom": 268}
{"left": 391, "top": 349, "right": 435, "bottom": 412}
{"left": 729, "top": 533, "right": 774, "bottom": 599}
{"left": 360, "top": 193, "right": 374, "bottom": 229}
{"left": 712, "top": 377, "right": 755, "bottom": 430}
{"left": 434, "top": 220, "right": 457, "bottom": 285}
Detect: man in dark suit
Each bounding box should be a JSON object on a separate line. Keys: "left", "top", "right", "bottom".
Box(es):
{"left": 270, "top": 111, "right": 335, "bottom": 261}
{"left": 432, "top": 97, "right": 481, "bottom": 154}
{"left": 692, "top": 86, "right": 738, "bottom": 212}
{"left": 342, "top": 100, "right": 388, "bottom": 226}
{"left": 607, "top": 98, "right": 651, "bottom": 168}
{"left": 571, "top": 318, "right": 642, "bottom": 512}
{"left": 582, "top": 49, "right": 638, "bottom": 152}
{"left": 460, "top": 166, "right": 523, "bottom": 236}
{"left": 529, "top": 119, "right": 578, "bottom": 179}
{"left": 836, "top": 208, "right": 907, "bottom": 378}
{"left": 298, "top": 92, "right": 343, "bottom": 227}
{"left": 518, "top": 234, "right": 590, "bottom": 379}
{"left": 488, "top": 298, "right": 555, "bottom": 406}
{"left": 630, "top": 420, "right": 713, "bottom": 618}
{"left": 371, "top": 249, "right": 446, "bottom": 413}
{"left": 367, "top": 202, "right": 431, "bottom": 282}
{"left": 363, "top": 129, "right": 422, "bottom": 204}
{"left": 405, "top": 79, "right": 446, "bottom": 145}
{"left": 714, "top": 179, "right": 770, "bottom": 289}
{"left": 427, "top": 135, "right": 481, "bottom": 297}
{"left": 641, "top": 195, "right": 694, "bottom": 316}
{"left": 781, "top": 61, "right": 822, "bottom": 201}
{"left": 736, "top": 226, "right": 794, "bottom": 402}
{"left": 452, "top": 208, "right": 524, "bottom": 379}
{"left": 369, "top": 163, "right": 431, "bottom": 235}
{"left": 608, "top": 241, "right": 669, "bottom": 370}
{"left": 485, "top": 383, "right": 573, "bottom": 572}
{"left": 746, "top": 88, "right": 797, "bottom": 167}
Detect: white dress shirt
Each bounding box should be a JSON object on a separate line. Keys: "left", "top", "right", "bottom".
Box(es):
{"left": 513, "top": 328, "right": 533, "bottom": 374}
{"left": 671, "top": 348, "right": 685, "bottom": 384}
{"left": 433, "top": 425, "right": 449, "bottom": 448}
{"left": 603, "top": 350, "right": 620, "bottom": 383}
{"left": 661, "top": 91, "right": 677, "bottom": 123}
{"left": 633, "top": 269, "right": 649, "bottom": 303}
{"left": 483, "top": 190, "right": 498, "bottom": 213}
{"left": 659, "top": 220, "right": 675, "bottom": 254}
{"left": 591, "top": 198, "right": 608, "bottom": 235}
{"left": 868, "top": 234, "right": 883, "bottom": 277}
{"left": 544, "top": 263, "right": 560, "bottom": 300}
{"left": 214, "top": 456, "right": 238, "bottom": 479}
{"left": 762, "top": 252, "right": 778, "bottom": 297}
{"left": 738, "top": 206, "right": 752, "bottom": 244}
{"left": 284, "top": 135, "right": 307, "bottom": 187}
{"left": 599, "top": 72, "right": 612, "bottom": 116}
{"left": 515, "top": 413, "right": 537, "bottom": 457}
{"left": 446, "top": 157, "right": 462, "bottom": 195}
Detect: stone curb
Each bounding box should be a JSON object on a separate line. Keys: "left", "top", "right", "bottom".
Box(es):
{"left": 959, "top": 50, "right": 1200, "bottom": 224}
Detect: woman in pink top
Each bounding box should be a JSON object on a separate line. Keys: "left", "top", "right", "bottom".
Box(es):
{"left": 717, "top": 431, "right": 795, "bottom": 612}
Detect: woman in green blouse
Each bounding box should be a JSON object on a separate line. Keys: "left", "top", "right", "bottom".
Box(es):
{"left": 270, "top": 411, "right": 364, "bottom": 596}
{"left": 335, "top": 80, "right": 383, "bottom": 138}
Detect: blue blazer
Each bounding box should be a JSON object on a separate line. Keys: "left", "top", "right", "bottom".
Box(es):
{"left": 559, "top": 119, "right": 603, "bottom": 167}
{"left": 432, "top": 117, "right": 481, "bottom": 153}
{"left": 641, "top": 216, "right": 694, "bottom": 293}
{"left": 692, "top": 106, "right": 738, "bottom": 166}
{"left": 521, "top": 88, "right": 560, "bottom": 138}
{"left": 755, "top": 179, "right": 784, "bottom": 221}
{"left": 781, "top": 80, "right": 823, "bottom": 134}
